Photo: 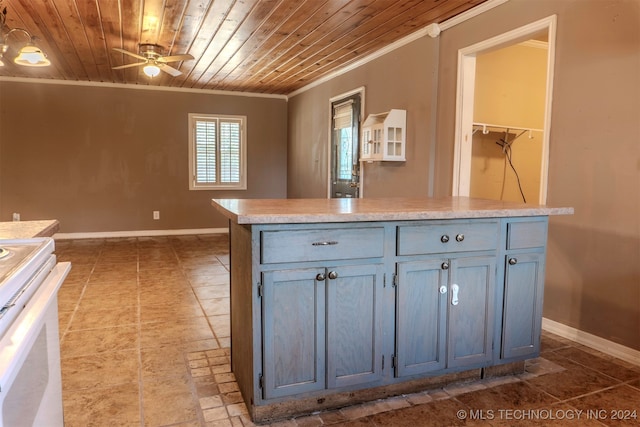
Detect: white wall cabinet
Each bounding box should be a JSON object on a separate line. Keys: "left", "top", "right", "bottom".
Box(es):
{"left": 360, "top": 109, "right": 406, "bottom": 161}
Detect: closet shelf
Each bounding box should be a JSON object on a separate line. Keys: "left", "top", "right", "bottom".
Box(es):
{"left": 472, "top": 122, "right": 543, "bottom": 138}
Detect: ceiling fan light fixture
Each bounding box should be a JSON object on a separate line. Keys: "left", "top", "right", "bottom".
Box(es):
{"left": 143, "top": 64, "right": 160, "bottom": 77}
{"left": 14, "top": 44, "right": 50, "bottom": 67}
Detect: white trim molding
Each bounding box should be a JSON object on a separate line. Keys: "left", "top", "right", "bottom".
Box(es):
{"left": 0, "top": 76, "right": 288, "bottom": 100}
{"left": 54, "top": 227, "right": 228, "bottom": 240}
{"left": 542, "top": 317, "right": 640, "bottom": 367}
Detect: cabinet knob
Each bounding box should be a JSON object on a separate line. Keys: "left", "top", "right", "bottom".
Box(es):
{"left": 455, "top": 234, "right": 465, "bottom": 242}
{"left": 440, "top": 235, "right": 450, "bottom": 243}
{"left": 441, "top": 262, "right": 449, "bottom": 270}
{"left": 316, "top": 273, "right": 326, "bottom": 281}
{"left": 439, "top": 285, "right": 448, "bottom": 294}
{"left": 508, "top": 258, "right": 518, "bottom": 265}
{"left": 328, "top": 271, "right": 339, "bottom": 280}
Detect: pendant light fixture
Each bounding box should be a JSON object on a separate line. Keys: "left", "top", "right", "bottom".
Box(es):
{"left": 14, "top": 42, "right": 50, "bottom": 66}
{"left": 0, "top": 7, "right": 51, "bottom": 68}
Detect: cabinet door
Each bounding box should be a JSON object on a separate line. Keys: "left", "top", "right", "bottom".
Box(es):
{"left": 447, "top": 256, "right": 495, "bottom": 369}
{"left": 262, "top": 268, "right": 326, "bottom": 399}
{"left": 395, "top": 260, "right": 448, "bottom": 377}
{"left": 501, "top": 253, "right": 545, "bottom": 359}
{"left": 326, "top": 264, "right": 384, "bottom": 388}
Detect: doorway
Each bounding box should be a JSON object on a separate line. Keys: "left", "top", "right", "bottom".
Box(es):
{"left": 452, "top": 16, "right": 557, "bottom": 204}
{"left": 329, "top": 88, "right": 364, "bottom": 198}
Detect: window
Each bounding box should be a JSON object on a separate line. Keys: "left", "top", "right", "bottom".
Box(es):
{"left": 188, "top": 114, "right": 247, "bottom": 190}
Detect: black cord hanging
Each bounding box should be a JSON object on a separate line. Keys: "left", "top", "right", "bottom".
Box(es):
{"left": 495, "top": 131, "right": 527, "bottom": 203}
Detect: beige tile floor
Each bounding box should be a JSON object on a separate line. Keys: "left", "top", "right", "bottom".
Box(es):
{"left": 56, "top": 234, "right": 640, "bottom": 427}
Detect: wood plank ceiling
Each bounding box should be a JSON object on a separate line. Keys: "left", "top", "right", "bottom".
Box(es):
{"left": 0, "top": 0, "right": 486, "bottom": 95}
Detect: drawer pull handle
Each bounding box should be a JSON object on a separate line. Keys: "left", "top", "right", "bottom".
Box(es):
{"left": 508, "top": 258, "right": 518, "bottom": 265}
{"left": 316, "top": 273, "right": 326, "bottom": 281}
{"left": 456, "top": 234, "right": 465, "bottom": 242}
{"left": 440, "top": 235, "right": 450, "bottom": 243}
{"left": 451, "top": 284, "right": 459, "bottom": 306}
{"left": 312, "top": 241, "right": 339, "bottom": 246}
{"left": 328, "top": 271, "right": 339, "bottom": 280}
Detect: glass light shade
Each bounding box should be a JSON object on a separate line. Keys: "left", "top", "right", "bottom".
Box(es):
{"left": 143, "top": 64, "right": 161, "bottom": 77}
{"left": 14, "top": 45, "right": 50, "bottom": 67}
{"left": 0, "top": 44, "right": 6, "bottom": 66}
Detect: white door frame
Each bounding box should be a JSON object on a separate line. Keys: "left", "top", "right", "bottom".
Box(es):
{"left": 452, "top": 15, "right": 557, "bottom": 204}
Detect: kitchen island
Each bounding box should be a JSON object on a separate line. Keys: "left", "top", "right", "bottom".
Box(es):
{"left": 211, "top": 197, "right": 573, "bottom": 423}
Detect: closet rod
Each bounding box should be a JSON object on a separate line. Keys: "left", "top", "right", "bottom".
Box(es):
{"left": 472, "top": 122, "right": 543, "bottom": 138}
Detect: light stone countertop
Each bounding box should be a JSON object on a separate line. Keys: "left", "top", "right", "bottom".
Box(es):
{"left": 212, "top": 197, "right": 574, "bottom": 225}
{"left": 0, "top": 220, "right": 60, "bottom": 239}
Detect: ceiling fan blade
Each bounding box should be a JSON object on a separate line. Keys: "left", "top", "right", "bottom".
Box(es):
{"left": 158, "top": 54, "right": 194, "bottom": 63}
{"left": 113, "top": 47, "right": 147, "bottom": 61}
{"left": 159, "top": 64, "right": 182, "bottom": 77}
{"left": 112, "top": 62, "right": 145, "bottom": 70}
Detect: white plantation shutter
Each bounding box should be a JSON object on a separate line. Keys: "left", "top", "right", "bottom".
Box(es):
{"left": 189, "top": 114, "right": 246, "bottom": 190}
{"left": 195, "top": 119, "right": 217, "bottom": 183}
{"left": 220, "top": 120, "right": 241, "bottom": 183}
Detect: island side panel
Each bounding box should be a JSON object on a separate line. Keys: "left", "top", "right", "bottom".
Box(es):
{"left": 230, "top": 220, "right": 256, "bottom": 406}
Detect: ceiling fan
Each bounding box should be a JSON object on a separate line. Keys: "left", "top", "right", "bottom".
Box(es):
{"left": 112, "top": 43, "right": 193, "bottom": 77}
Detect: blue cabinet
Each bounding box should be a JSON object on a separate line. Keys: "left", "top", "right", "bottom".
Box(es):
{"left": 326, "top": 263, "right": 385, "bottom": 389}
{"left": 261, "top": 267, "right": 326, "bottom": 399}
{"left": 499, "top": 218, "right": 548, "bottom": 361}
{"left": 395, "top": 259, "right": 447, "bottom": 375}
{"left": 258, "top": 224, "right": 385, "bottom": 399}
{"left": 228, "top": 216, "right": 551, "bottom": 422}
{"left": 395, "top": 220, "right": 498, "bottom": 377}
{"left": 447, "top": 256, "right": 496, "bottom": 369}
{"left": 261, "top": 263, "right": 384, "bottom": 399}
{"left": 501, "top": 253, "right": 545, "bottom": 359}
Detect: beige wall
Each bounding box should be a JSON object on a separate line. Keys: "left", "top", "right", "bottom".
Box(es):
{"left": 287, "top": 36, "right": 439, "bottom": 198}
{"left": 288, "top": 0, "right": 640, "bottom": 350}
{"left": 0, "top": 82, "right": 288, "bottom": 232}
{"left": 436, "top": 0, "right": 639, "bottom": 350}
{"left": 470, "top": 43, "right": 547, "bottom": 203}
{"left": 474, "top": 43, "right": 547, "bottom": 129}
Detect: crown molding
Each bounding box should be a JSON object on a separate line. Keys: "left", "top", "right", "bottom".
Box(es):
{"left": 0, "top": 76, "right": 288, "bottom": 100}
{"left": 287, "top": 0, "right": 510, "bottom": 98}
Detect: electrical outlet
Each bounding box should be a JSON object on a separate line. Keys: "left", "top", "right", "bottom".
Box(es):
{"left": 153, "top": 211, "right": 160, "bottom": 220}
{"left": 12, "top": 213, "right": 20, "bottom": 222}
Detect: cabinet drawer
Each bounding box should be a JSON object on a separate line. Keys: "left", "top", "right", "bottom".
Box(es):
{"left": 261, "top": 227, "right": 384, "bottom": 264}
{"left": 397, "top": 220, "right": 498, "bottom": 255}
{"left": 507, "top": 219, "right": 548, "bottom": 249}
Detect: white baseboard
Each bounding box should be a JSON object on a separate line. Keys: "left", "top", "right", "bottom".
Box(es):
{"left": 542, "top": 317, "right": 640, "bottom": 367}
{"left": 54, "top": 228, "right": 228, "bottom": 240}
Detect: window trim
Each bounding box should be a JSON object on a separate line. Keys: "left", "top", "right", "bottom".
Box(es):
{"left": 188, "top": 113, "right": 247, "bottom": 191}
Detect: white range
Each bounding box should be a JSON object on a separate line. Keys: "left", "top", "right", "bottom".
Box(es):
{"left": 0, "top": 238, "right": 70, "bottom": 427}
